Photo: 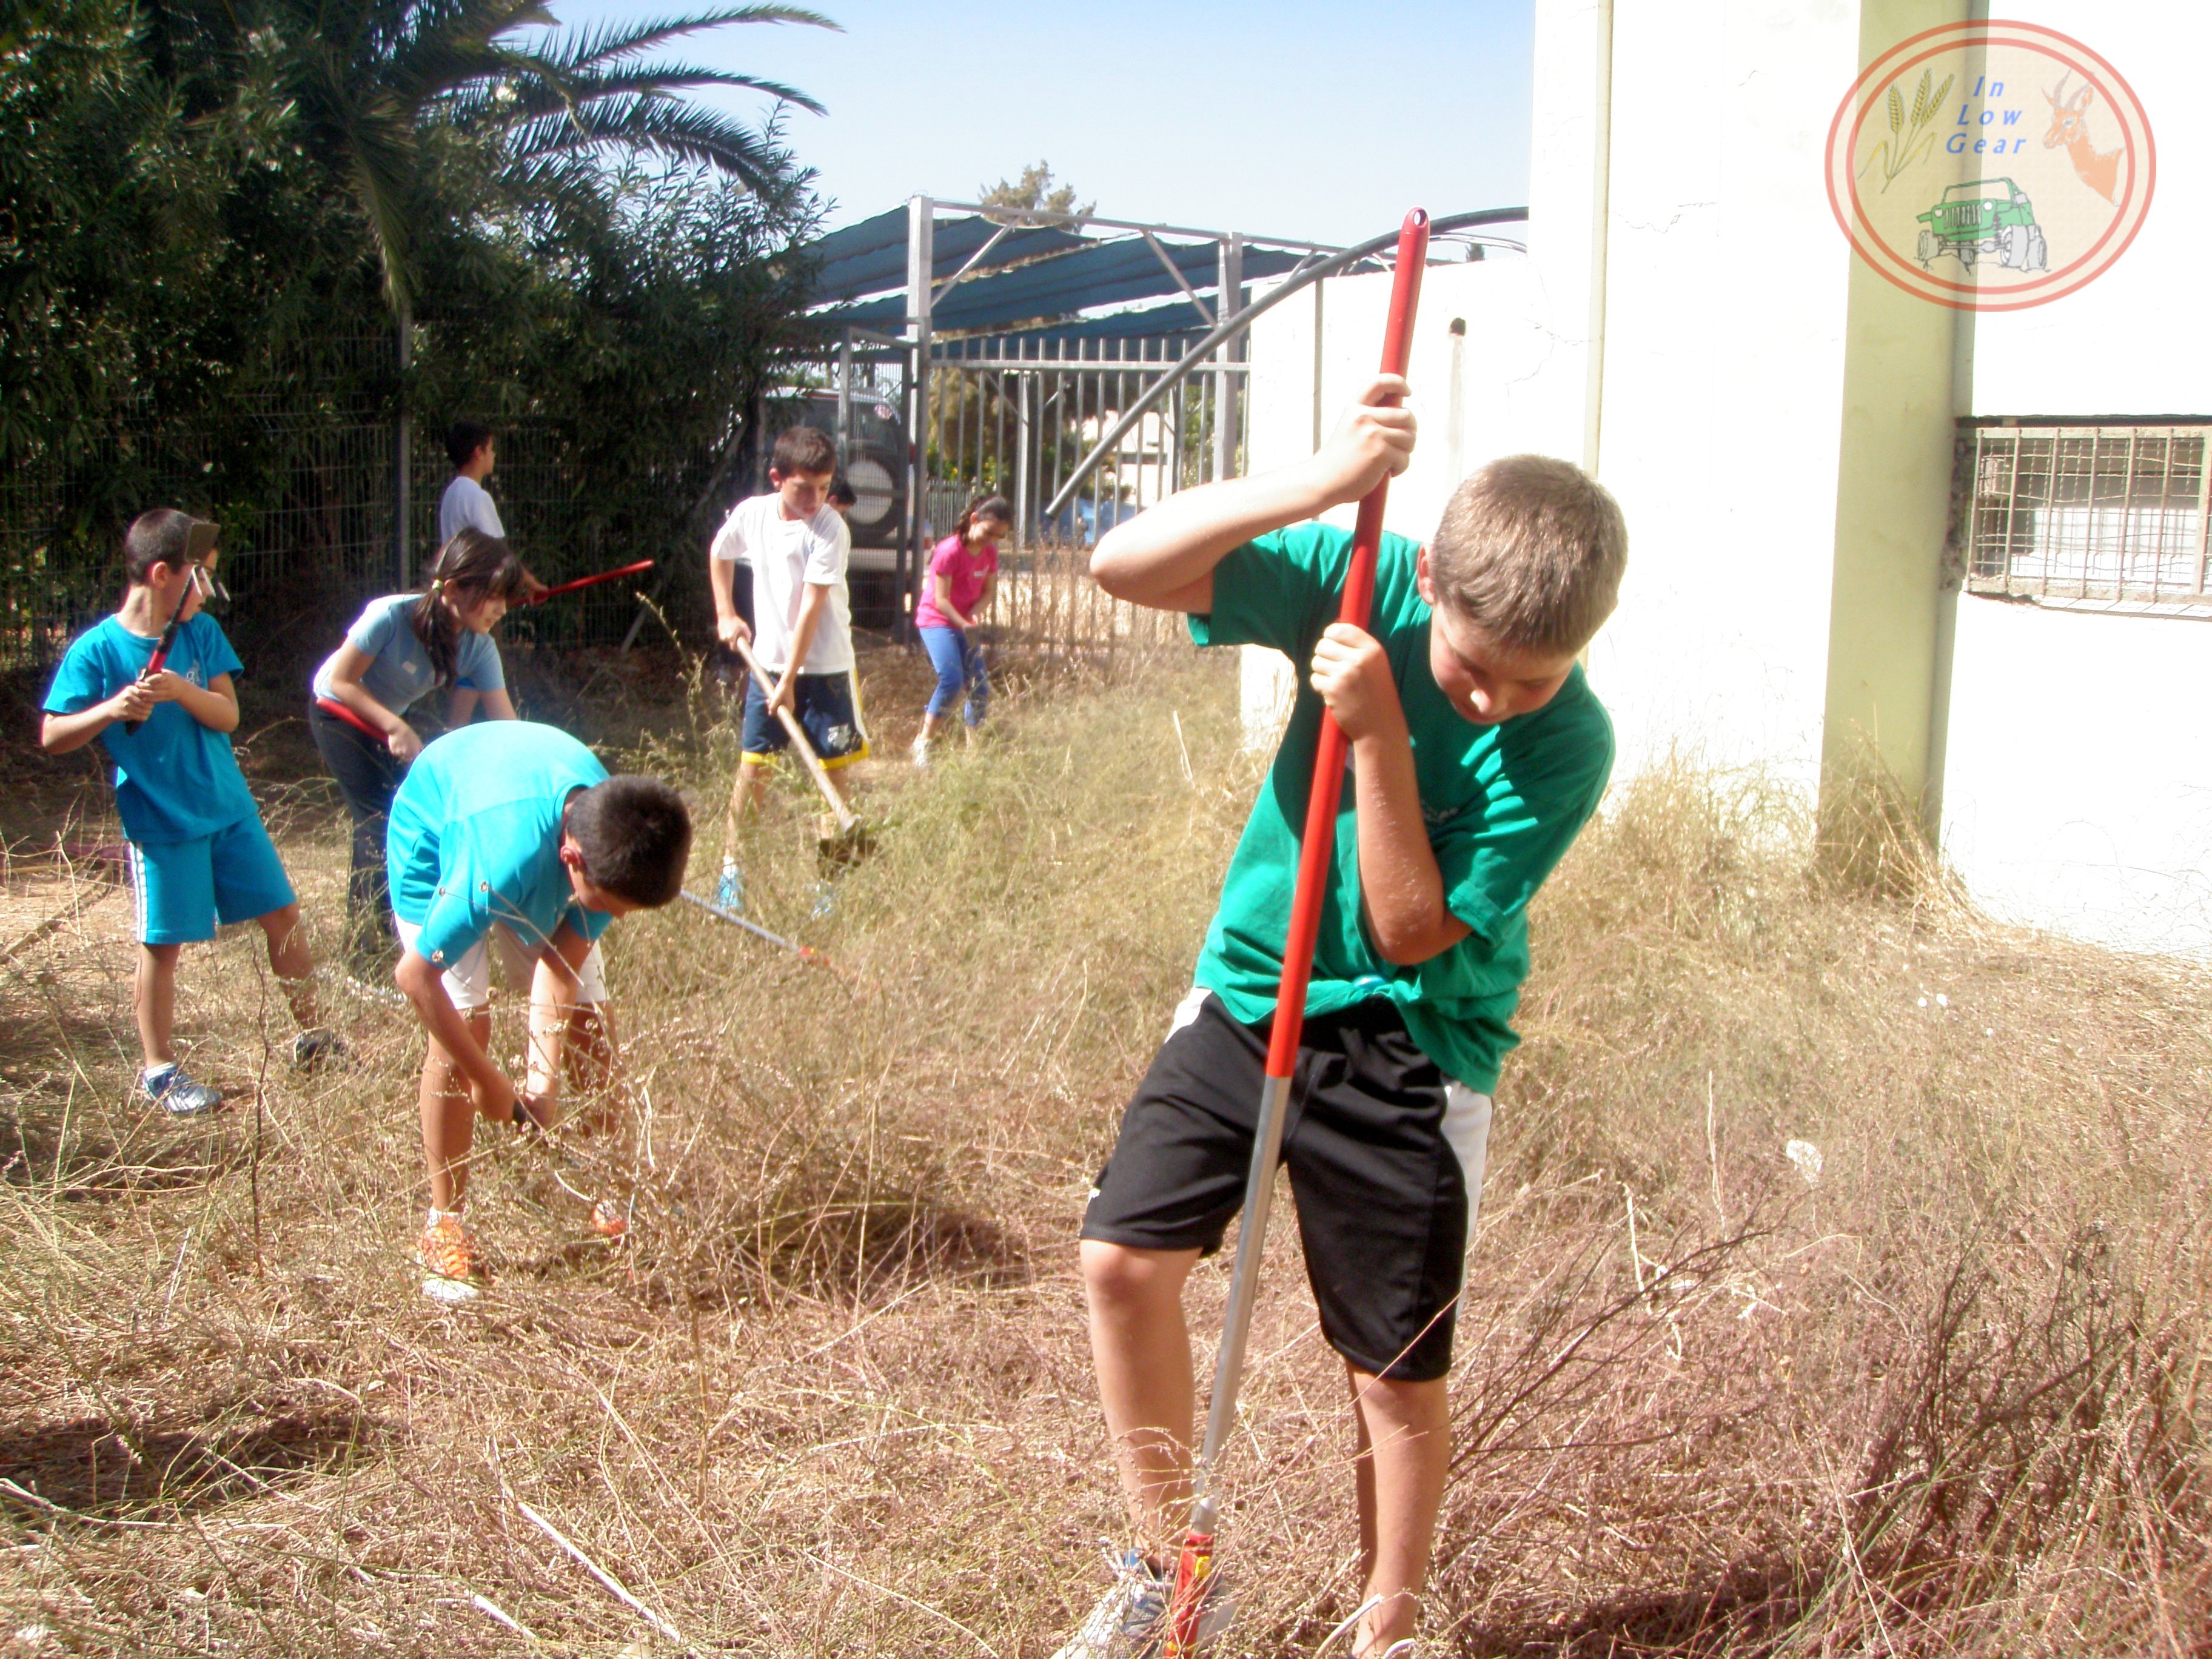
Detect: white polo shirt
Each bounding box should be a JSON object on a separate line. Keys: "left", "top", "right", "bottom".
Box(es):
{"left": 438, "top": 474, "right": 505, "bottom": 545}
{"left": 709, "top": 494, "right": 854, "bottom": 674}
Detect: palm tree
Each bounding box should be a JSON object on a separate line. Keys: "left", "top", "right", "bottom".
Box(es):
{"left": 142, "top": 0, "right": 836, "bottom": 580}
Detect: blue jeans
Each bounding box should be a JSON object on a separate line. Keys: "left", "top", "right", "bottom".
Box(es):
{"left": 921, "top": 626, "right": 988, "bottom": 725}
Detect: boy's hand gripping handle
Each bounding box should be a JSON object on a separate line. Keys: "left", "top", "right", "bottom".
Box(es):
{"left": 121, "top": 610, "right": 188, "bottom": 736}
{"left": 1164, "top": 207, "right": 1429, "bottom": 1658}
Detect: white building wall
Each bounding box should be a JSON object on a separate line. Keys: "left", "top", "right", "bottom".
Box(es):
{"left": 1570, "top": 1, "right": 1865, "bottom": 794}
{"left": 1942, "top": 604, "right": 2212, "bottom": 954}
{"left": 1966, "top": 5, "right": 2212, "bottom": 417}
{"left": 1940, "top": 2, "right": 2212, "bottom": 956}
{"left": 1238, "top": 0, "right": 2212, "bottom": 957}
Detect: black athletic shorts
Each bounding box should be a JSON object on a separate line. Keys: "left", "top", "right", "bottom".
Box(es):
{"left": 1082, "top": 989, "right": 1494, "bottom": 1382}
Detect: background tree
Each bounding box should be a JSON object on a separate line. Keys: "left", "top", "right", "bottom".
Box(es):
{"left": 0, "top": 0, "right": 843, "bottom": 669}
{"left": 977, "top": 160, "right": 1092, "bottom": 221}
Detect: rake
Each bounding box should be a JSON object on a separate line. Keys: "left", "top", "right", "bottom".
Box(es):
{"left": 727, "top": 634, "right": 872, "bottom": 867}
{"left": 1162, "top": 206, "right": 1430, "bottom": 1658}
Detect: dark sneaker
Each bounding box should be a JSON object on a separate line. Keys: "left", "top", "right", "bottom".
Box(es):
{"left": 291, "top": 1028, "right": 350, "bottom": 1073}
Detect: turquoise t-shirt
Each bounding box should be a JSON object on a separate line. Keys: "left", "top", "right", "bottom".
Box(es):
{"left": 384, "top": 722, "right": 615, "bottom": 970}
{"left": 42, "top": 613, "right": 260, "bottom": 844}
{"left": 310, "top": 592, "right": 504, "bottom": 714}
{"left": 1189, "top": 524, "right": 1615, "bottom": 1094}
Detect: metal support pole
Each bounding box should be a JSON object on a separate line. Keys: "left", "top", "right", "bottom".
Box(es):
{"left": 1015, "top": 375, "right": 1031, "bottom": 549}
{"left": 394, "top": 302, "right": 413, "bottom": 589}
{"left": 1213, "top": 233, "right": 1244, "bottom": 484}
{"left": 1312, "top": 275, "right": 1326, "bottom": 454}
{"left": 903, "top": 195, "right": 934, "bottom": 642}
{"left": 837, "top": 329, "right": 854, "bottom": 465}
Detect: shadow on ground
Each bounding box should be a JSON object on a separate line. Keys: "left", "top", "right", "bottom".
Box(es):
{"left": 0, "top": 1401, "right": 389, "bottom": 1520}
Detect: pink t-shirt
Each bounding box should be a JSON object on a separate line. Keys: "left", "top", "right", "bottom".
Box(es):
{"left": 916, "top": 533, "right": 998, "bottom": 631}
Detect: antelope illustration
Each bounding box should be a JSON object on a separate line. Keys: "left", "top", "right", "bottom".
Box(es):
{"left": 2043, "top": 72, "right": 2121, "bottom": 202}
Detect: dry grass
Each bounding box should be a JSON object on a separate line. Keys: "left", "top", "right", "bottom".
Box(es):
{"left": 1, "top": 647, "right": 2208, "bottom": 1657}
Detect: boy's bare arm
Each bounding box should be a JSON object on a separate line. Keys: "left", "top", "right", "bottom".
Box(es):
{"left": 40, "top": 681, "right": 157, "bottom": 753}
{"left": 395, "top": 950, "right": 518, "bottom": 1114}
{"left": 774, "top": 582, "right": 831, "bottom": 711}
{"left": 709, "top": 555, "right": 751, "bottom": 646}
{"left": 523, "top": 922, "right": 598, "bottom": 1108}
{"left": 169, "top": 670, "right": 240, "bottom": 734}
{"left": 1090, "top": 374, "right": 1416, "bottom": 613}
{"left": 1311, "top": 622, "right": 1473, "bottom": 966}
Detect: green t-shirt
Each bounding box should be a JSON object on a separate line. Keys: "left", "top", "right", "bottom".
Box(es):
{"left": 1189, "top": 523, "right": 1614, "bottom": 1094}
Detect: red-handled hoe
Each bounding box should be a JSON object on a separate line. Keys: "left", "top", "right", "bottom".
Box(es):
{"left": 1162, "top": 207, "right": 1430, "bottom": 1659}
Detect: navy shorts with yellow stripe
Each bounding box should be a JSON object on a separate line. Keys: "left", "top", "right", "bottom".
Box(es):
{"left": 128, "top": 817, "right": 297, "bottom": 945}
{"left": 741, "top": 671, "right": 869, "bottom": 768}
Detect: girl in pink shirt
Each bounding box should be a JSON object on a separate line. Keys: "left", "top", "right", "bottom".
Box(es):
{"left": 911, "top": 494, "right": 1009, "bottom": 765}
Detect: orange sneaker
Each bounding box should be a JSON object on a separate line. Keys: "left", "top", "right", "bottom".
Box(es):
{"left": 414, "top": 1213, "right": 480, "bottom": 1302}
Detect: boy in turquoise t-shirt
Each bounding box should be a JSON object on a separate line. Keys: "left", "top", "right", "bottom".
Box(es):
{"left": 41, "top": 509, "right": 337, "bottom": 1116}
{"left": 384, "top": 720, "right": 691, "bottom": 1299}
{"left": 1061, "top": 378, "right": 1627, "bottom": 1659}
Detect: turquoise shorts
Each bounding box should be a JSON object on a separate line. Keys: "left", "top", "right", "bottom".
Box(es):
{"left": 127, "top": 817, "right": 297, "bottom": 945}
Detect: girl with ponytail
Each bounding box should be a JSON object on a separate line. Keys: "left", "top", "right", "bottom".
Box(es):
{"left": 309, "top": 528, "right": 526, "bottom": 971}
{"left": 911, "top": 493, "right": 1010, "bottom": 766}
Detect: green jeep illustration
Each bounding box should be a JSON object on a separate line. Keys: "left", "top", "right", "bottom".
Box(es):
{"left": 1916, "top": 178, "right": 2048, "bottom": 272}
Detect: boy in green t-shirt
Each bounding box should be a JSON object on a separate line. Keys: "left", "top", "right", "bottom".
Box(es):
{"left": 1059, "top": 376, "right": 1627, "bottom": 1659}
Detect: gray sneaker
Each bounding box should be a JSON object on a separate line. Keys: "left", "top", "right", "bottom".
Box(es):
{"left": 143, "top": 1065, "right": 222, "bottom": 1118}
{"left": 1051, "top": 1547, "right": 1233, "bottom": 1659}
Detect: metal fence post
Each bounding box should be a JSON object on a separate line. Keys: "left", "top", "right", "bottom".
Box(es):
{"left": 837, "top": 327, "right": 854, "bottom": 464}
{"left": 903, "top": 195, "right": 934, "bottom": 642}
{"left": 394, "top": 306, "right": 412, "bottom": 589}
{"left": 1213, "top": 232, "right": 1244, "bottom": 485}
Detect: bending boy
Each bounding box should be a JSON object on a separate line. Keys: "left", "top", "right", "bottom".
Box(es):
{"left": 41, "top": 509, "right": 337, "bottom": 1116}
{"left": 1062, "top": 378, "right": 1627, "bottom": 1658}
{"left": 384, "top": 719, "right": 691, "bottom": 1298}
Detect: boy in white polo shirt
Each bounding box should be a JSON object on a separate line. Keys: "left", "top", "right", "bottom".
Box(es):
{"left": 706, "top": 426, "right": 867, "bottom": 897}
{"left": 438, "top": 420, "right": 545, "bottom": 597}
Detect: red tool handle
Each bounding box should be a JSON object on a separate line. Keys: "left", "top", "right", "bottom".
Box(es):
{"left": 523, "top": 559, "right": 654, "bottom": 605}
{"left": 1261, "top": 207, "right": 1429, "bottom": 1083}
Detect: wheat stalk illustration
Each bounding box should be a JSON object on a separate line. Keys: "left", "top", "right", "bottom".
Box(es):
{"left": 1858, "top": 67, "right": 1952, "bottom": 192}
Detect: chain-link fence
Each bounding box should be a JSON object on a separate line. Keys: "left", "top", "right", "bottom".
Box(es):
{"left": 1, "top": 341, "right": 652, "bottom": 677}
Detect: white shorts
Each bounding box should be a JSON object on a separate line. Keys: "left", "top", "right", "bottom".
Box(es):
{"left": 392, "top": 916, "right": 608, "bottom": 1011}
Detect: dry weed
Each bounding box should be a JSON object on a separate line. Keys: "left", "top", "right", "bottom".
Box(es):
{"left": 0, "top": 653, "right": 2206, "bottom": 1656}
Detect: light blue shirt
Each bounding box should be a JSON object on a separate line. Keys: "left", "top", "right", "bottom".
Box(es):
{"left": 43, "top": 614, "right": 260, "bottom": 843}
{"left": 312, "top": 593, "right": 504, "bottom": 715}
{"left": 385, "top": 722, "right": 615, "bottom": 969}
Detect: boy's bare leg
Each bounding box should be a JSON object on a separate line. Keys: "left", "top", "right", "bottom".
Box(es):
{"left": 1346, "top": 1368, "right": 1450, "bottom": 1655}
{"left": 134, "top": 943, "right": 183, "bottom": 1068}
{"left": 255, "top": 902, "right": 318, "bottom": 1027}
{"left": 562, "top": 1004, "right": 619, "bottom": 1130}
{"left": 420, "top": 1008, "right": 494, "bottom": 1213}
{"left": 1081, "top": 1239, "right": 1202, "bottom": 1553}
{"left": 724, "top": 756, "right": 771, "bottom": 850}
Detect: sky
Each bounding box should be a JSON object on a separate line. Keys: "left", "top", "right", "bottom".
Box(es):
{"left": 546, "top": 0, "right": 1533, "bottom": 247}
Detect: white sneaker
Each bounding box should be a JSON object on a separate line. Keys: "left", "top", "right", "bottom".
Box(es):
{"left": 1051, "top": 1547, "right": 1233, "bottom": 1659}
{"left": 910, "top": 737, "right": 931, "bottom": 768}
{"left": 142, "top": 1065, "right": 222, "bottom": 1118}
